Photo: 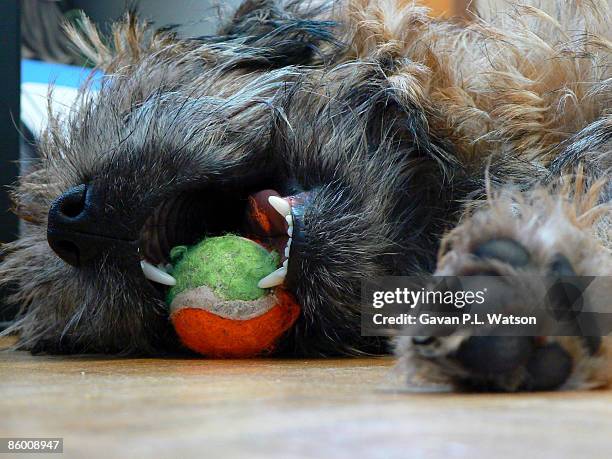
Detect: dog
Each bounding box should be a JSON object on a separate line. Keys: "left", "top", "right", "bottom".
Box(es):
{"left": 1, "top": 0, "right": 610, "bottom": 391}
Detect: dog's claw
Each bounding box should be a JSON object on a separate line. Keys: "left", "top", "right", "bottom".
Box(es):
{"left": 582, "top": 336, "right": 602, "bottom": 355}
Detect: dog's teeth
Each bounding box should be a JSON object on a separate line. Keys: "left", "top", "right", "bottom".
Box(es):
{"left": 283, "top": 259, "right": 288, "bottom": 268}
{"left": 268, "top": 196, "right": 291, "bottom": 217}
{"left": 141, "top": 260, "right": 176, "bottom": 286}
{"left": 284, "top": 245, "right": 290, "bottom": 258}
{"left": 285, "top": 214, "right": 293, "bottom": 226}
{"left": 287, "top": 226, "right": 293, "bottom": 237}
{"left": 257, "top": 266, "right": 287, "bottom": 288}
{"left": 164, "top": 263, "right": 173, "bottom": 272}
{"left": 157, "top": 263, "right": 172, "bottom": 273}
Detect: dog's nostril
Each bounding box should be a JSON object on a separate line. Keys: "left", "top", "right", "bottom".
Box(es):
{"left": 47, "top": 184, "right": 102, "bottom": 267}
{"left": 58, "top": 195, "right": 85, "bottom": 218}
{"left": 51, "top": 240, "right": 81, "bottom": 266}
{"left": 55, "top": 184, "right": 87, "bottom": 219}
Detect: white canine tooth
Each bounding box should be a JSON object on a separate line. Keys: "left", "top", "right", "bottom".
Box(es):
{"left": 257, "top": 266, "right": 287, "bottom": 288}
{"left": 268, "top": 196, "right": 291, "bottom": 217}
{"left": 141, "top": 260, "right": 176, "bottom": 286}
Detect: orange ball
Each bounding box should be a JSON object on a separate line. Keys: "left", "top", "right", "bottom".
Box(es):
{"left": 170, "top": 289, "right": 300, "bottom": 358}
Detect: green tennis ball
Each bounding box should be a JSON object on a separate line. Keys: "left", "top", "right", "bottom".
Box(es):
{"left": 166, "top": 235, "right": 280, "bottom": 304}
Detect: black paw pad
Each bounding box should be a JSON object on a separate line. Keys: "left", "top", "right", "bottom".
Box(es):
{"left": 473, "top": 239, "right": 530, "bottom": 267}
{"left": 524, "top": 343, "right": 573, "bottom": 391}
{"left": 454, "top": 336, "right": 534, "bottom": 375}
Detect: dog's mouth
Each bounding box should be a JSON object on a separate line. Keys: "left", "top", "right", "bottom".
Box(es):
{"left": 138, "top": 187, "right": 308, "bottom": 292}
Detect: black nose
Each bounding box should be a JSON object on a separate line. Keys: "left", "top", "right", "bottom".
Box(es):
{"left": 47, "top": 184, "right": 104, "bottom": 266}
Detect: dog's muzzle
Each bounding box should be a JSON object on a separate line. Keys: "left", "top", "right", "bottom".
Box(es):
{"left": 47, "top": 184, "right": 136, "bottom": 267}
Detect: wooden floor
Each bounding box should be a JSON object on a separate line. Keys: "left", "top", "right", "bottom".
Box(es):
{"left": 1, "top": 337, "right": 611, "bottom": 459}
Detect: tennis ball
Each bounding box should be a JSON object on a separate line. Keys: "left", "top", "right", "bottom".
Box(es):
{"left": 167, "top": 235, "right": 300, "bottom": 358}
{"left": 167, "top": 235, "right": 280, "bottom": 303}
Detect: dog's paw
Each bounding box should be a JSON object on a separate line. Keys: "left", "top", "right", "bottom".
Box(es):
{"left": 396, "top": 183, "right": 612, "bottom": 392}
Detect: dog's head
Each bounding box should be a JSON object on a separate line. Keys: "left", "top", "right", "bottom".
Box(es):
{"left": 1, "top": 1, "right": 462, "bottom": 356}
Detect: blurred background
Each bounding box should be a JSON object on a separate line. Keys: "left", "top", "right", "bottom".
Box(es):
{"left": 0, "top": 0, "right": 475, "bottom": 328}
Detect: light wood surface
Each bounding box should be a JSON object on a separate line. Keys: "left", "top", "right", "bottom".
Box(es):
{"left": 1, "top": 336, "right": 611, "bottom": 459}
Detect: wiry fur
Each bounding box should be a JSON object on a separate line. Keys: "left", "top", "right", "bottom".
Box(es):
{"left": 1, "top": 0, "right": 610, "bottom": 390}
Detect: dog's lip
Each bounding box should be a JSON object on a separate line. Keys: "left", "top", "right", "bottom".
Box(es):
{"left": 245, "top": 189, "right": 313, "bottom": 289}
{"left": 253, "top": 189, "right": 315, "bottom": 289}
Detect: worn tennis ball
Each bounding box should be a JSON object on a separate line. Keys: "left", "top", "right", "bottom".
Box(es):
{"left": 167, "top": 234, "right": 280, "bottom": 304}
{"left": 167, "top": 234, "right": 300, "bottom": 358}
